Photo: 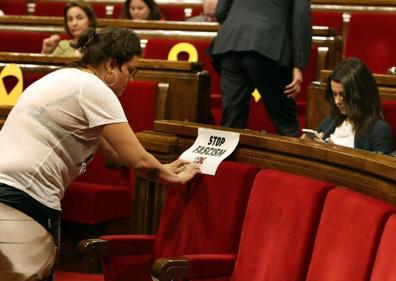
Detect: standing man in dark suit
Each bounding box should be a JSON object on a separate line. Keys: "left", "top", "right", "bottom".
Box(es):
{"left": 211, "top": 0, "right": 312, "bottom": 136}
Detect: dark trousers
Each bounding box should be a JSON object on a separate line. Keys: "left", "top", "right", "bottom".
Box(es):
{"left": 0, "top": 182, "right": 60, "bottom": 281}
{"left": 219, "top": 51, "right": 299, "bottom": 136}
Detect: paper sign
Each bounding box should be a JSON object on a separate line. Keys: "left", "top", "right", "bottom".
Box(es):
{"left": 179, "top": 128, "right": 240, "bottom": 175}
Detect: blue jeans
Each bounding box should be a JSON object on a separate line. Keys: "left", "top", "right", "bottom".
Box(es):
{"left": 0, "top": 182, "right": 60, "bottom": 281}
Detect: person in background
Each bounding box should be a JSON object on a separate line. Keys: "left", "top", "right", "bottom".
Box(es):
{"left": 302, "top": 58, "right": 393, "bottom": 154}
{"left": 119, "top": 0, "right": 162, "bottom": 20}
{"left": 41, "top": 0, "right": 97, "bottom": 56}
{"left": 186, "top": 0, "right": 218, "bottom": 22}
{"left": 0, "top": 26, "right": 200, "bottom": 280}
{"left": 210, "top": 0, "right": 311, "bottom": 136}
{"left": 0, "top": 9, "right": 4, "bottom": 16}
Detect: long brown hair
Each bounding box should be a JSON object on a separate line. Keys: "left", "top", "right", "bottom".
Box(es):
{"left": 119, "top": 0, "right": 162, "bottom": 20}
{"left": 325, "top": 58, "right": 383, "bottom": 136}
{"left": 64, "top": 0, "right": 97, "bottom": 37}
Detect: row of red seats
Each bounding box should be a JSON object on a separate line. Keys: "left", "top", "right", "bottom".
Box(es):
{"left": 74, "top": 163, "right": 396, "bottom": 281}
{"left": 2, "top": 11, "right": 395, "bottom": 132}
{"left": 0, "top": 0, "right": 202, "bottom": 20}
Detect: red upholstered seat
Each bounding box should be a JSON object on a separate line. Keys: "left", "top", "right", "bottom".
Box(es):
{"left": 111, "top": 3, "right": 123, "bottom": 18}
{"left": 90, "top": 3, "right": 107, "bottom": 18}
{"left": 312, "top": 11, "right": 343, "bottom": 34}
{"left": 180, "top": 169, "right": 334, "bottom": 281}
{"left": 34, "top": 0, "right": 106, "bottom": 17}
{"left": 246, "top": 45, "right": 318, "bottom": 133}
{"left": 370, "top": 214, "right": 396, "bottom": 281}
{"left": 158, "top": 4, "right": 187, "bottom": 21}
{"left": 345, "top": 13, "right": 396, "bottom": 74}
{"left": 306, "top": 188, "right": 396, "bottom": 281}
{"left": 230, "top": 169, "right": 334, "bottom": 281}
{"left": 61, "top": 81, "right": 161, "bottom": 225}
{"left": 144, "top": 37, "right": 220, "bottom": 97}
{"left": 61, "top": 154, "right": 132, "bottom": 224}
{"left": 34, "top": 0, "right": 65, "bottom": 16}
{"left": 99, "top": 161, "right": 260, "bottom": 281}
{"left": 0, "top": 30, "right": 51, "bottom": 53}
{"left": 0, "top": 0, "right": 27, "bottom": 15}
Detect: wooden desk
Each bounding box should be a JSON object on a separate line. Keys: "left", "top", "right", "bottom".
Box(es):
{"left": 0, "top": 203, "right": 56, "bottom": 281}
{"left": 132, "top": 120, "right": 396, "bottom": 233}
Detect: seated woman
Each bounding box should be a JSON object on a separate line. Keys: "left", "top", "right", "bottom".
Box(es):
{"left": 302, "top": 58, "right": 393, "bottom": 154}
{"left": 119, "top": 0, "right": 162, "bottom": 20}
{"left": 41, "top": 0, "right": 97, "bottom": 56}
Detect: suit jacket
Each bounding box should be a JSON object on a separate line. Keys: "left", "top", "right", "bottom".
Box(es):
{"left": 317, "top": 115, "right": 394, "bottom": 154}
{"left": 211, "top": 0, "right": 312, "bottom": 68}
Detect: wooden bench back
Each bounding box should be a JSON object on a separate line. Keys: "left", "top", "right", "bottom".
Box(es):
{"left": 0, "top": 52, "right": 210, "bottom": 124}
{"left": 131, "top": 120, "right": 396, "bottom": 233}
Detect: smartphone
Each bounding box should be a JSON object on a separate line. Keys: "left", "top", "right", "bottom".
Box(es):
{"left": 302, "top": 128, "right": 322, "bottom": 140}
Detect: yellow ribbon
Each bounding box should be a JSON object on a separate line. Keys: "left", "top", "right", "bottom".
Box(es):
{"left": 0, "top": 64, "right": 23, "bottom": 107}
{"left": 252, "top": 89, "right": 261, "bottom": 102}
{"left": 167, "top": 42, "right": 198, "bottom": 62}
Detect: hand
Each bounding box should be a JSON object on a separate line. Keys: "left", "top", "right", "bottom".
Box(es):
{"left": 41, "top": 34, "right": 61, "bottom": 54}
{"left": 163, "top": 159, "right": 190, "bottom": 174}
{"left": 284, "top": 67, "right": 303, "bottom": 99}
{"left": 176, "top": 163, "right": 201, "bottom": 184}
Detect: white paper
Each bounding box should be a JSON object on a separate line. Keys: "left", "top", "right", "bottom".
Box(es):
{"left": 179, "top": 128, "right": 240, "bottom": 175}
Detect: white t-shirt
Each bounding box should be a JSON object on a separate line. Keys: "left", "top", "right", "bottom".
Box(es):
{"left": 0, "top": 68, "right": 127, "bottom": 210}
{"left": 329, "top": 120, "right": 355, "bottom": 148}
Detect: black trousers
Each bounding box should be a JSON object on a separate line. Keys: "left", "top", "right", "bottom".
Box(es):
{"left": 219, "top": 51, "right": 299, "bottom": 136}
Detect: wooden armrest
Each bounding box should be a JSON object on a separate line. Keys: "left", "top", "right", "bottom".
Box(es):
{"left": 77, "top": 238, "right": 109, "bottom": 263}
{"left": 152, "top": 258, "right": 189, "bottom": 281}
{"left": 152, "top": 254, "right": 236, "bottom": 281}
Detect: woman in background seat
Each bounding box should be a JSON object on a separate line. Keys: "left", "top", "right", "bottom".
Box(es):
{"left": 302, "top": 58, "right": 393, "bottom": 154}
{"left": 41, "top": 0, "right": 97, "bottom": 56}
{"left": 119, "top": 0, "right": 162, "bottom": 20}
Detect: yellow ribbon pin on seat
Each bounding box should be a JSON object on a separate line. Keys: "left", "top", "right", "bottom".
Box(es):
{"left": 0, "top": 64, "right": 23, "bottom": 107}
{"left": 168, "top": 42, "right": 198, "bottom": 62}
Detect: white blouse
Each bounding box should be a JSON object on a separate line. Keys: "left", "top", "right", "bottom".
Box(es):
{"left": 329, "top": 120, "right": 355, "bottom": 148}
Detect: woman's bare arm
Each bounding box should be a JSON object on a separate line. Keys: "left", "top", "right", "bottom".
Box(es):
{"left": 100, "top": 122, "right": 200, "bottom": 184}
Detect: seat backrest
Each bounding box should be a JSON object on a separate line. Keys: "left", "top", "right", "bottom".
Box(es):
{"left": 143, "top": 37, "right": 220, "bottom": 97}
{"left": 0, "top": 30, "right": 51, "bottom": 53}
{"left": 345, "top": 13, "right": 396, "bottom": 74}
{"left": 370, "top": 214, "right": 396, "bottom": 281}
{"left": 158, "top": 4, "right": 187, "bottom": 21}
{"left": 119, "top": 80, "right": 164, "bottom": 133}
{"left": 34, "top": 0, "right": 106, "bottom": 17}
{"left": 312, "top": 11, "right": 344, "bottom": 34}
{"left": 231, "top": 169, "right": 334, "bottom": 281}
{"left": 34, "top": 0, "right": 65, "bottom": 16}
{"left": 0, "top": 0, "right": 27, "bottom": 15}
{"left": 153, "top": 161, "right": 260, "bottom": 258}
{"left": 306, "top": 188, "right": 396, "bottom": 281}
